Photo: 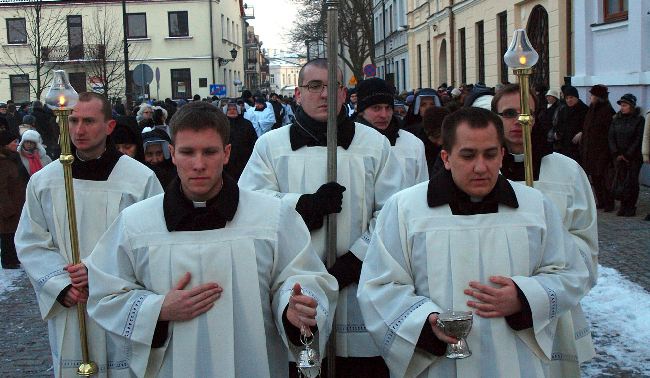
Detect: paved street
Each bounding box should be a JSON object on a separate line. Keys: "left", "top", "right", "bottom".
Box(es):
{"left": 1, "top": 187, "right": 649, "bottom": 377}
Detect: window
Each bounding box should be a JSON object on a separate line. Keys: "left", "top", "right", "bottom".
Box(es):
{"left": 426, "top": 40, "right": 431, "bottom": 87}
{"left": 168, "top": 11, "right": 189, "bottom": 37}
{"left": 221, "top": 14, "right": 225, "bottom": 39}
{"left": 227, "top": 17, "right": 231, "bottom": 41}
{"left": 459, "top": 28, "right": 467, "bottom": 84}
{"left": 126, "top": 13, "right": 147, "bottom": 39}
{"left": 604, "top": 0, "right": 628, "bottom": 22}
{"left": 171, "top": 68, "right": 191, "bottom": 99}
{"left": 498, "top": 11, "right": 508, "bottom": 84}
{"left": 270, "top": 74, "right": 275, "bottom": 85}
{"left": 10, "top": 74, "right": 29, "bottom": 102}
{"left": 6, "top": 18, "right": 26, "bottom": 44}
{"left": 67, "top": 15, "right": 83, "bottom": 60}
{"left": 199, "top": 78, "right": 207, "bottom": 88}
{"left": 68, "top": 72, "right": 87, "bottom": 93}
{"left": 476, "top": 21, "right": 485, "bottom": 84}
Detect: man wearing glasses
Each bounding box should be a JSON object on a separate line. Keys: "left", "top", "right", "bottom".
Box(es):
{"left": 239, "top": 58, "right": 403, "bottom": 377}
{"left": 492, "top": 84, "right": 597, "bottom": 376}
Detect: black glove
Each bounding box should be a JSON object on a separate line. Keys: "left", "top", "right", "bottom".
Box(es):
{"left": 296, "top": 182, "right": 346, "bottom": 231}
{"left": 328, "top": 251, "right": 362, "bottom": 290}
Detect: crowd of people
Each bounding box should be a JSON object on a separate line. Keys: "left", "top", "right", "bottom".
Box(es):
{"left": 0, "top": 57, "right": 648, "bottom": 377}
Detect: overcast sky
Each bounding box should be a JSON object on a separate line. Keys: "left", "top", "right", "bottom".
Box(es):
{"left": 244, "top": 0, "right": 298, "bottom": 52}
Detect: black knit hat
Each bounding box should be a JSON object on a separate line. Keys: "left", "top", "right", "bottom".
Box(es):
{"left": 356, "top": 78, "right": 394, "bottom": 113}
{"left": 0, "top": 128, "right": 18, "bottom": 146}
{"left": 562, "top": 86, "right": 579, "bottom": 99}
{"left": 617, "top": 93, "right": 637, "bottom": 108}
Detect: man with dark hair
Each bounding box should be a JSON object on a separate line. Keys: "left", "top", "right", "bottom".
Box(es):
{"left": 493, "top": 84, "right": 597, "bottom": 375}
{"left": 15, "top": 92, "right": 163, "bottom": 377}
{"left": 359, "top": 107, "right": 590, "bottom": 378}
{"left": 86, "top": 101, "right": 337, "bottom": 377}
{"left": 240, "top": 57, "right": 403, "bottom": 376}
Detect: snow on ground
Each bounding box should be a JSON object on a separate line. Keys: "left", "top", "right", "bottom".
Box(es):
{"left": 0, "top": 268, "right": 24, "bottom": 300}
{"left": 581, "top": 265, "right": 650, "bottom": 377}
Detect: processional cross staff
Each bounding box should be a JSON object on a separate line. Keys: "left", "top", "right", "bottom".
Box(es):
{"left": 44, "top": 70, "right": 98, "bottom": 376}
{"left": 504, "top": 29, "right": 540, "bottom": 187}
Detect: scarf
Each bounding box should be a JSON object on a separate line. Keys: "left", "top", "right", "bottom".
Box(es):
{"left": 21, "top": 149, "right": 43, "bottom": 175}
{"left": 289, "top": 106, "right": 355, "bottom": 150}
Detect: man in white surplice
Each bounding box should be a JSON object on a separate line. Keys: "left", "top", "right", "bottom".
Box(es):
{"left": 493, "top": 84, "right": 597, "bottom": 376}
{"left": 353, "top": 77, "right": 429, "bottom": 188}
{"left": 358, "top": 107, "right": 591, "bottom": 378}
{"left": 86, "top": 102, "right": 338, "bottom": 377}
{"left": 239, "top": 58, "right": 403, "bottom": 376}
{"left": 15, "top": 92, "right": 163, "bottom": 377}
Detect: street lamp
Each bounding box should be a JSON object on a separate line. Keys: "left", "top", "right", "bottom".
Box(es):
{"left": 218, "top": 48, "right": 238, "bottom": 66}
{"left": 504, "top": 29, "right": 538, "bottom": 187}
{"left": 44, "top": 70, "right": 98, "bottom": 377}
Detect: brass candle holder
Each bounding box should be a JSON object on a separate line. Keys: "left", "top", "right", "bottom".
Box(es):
{"left": 45, "top": 70, "right": 98, "bottom": 376}
{"left": 504, "top": 29, "right": 539, "bottom": 187}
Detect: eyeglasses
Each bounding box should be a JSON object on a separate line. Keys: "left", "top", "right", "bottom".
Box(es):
{"left": 497, "top": 108, "right": 522, "bottom": 119}
{"left": 299, "top": 80, "right": 343, "bottom": 93}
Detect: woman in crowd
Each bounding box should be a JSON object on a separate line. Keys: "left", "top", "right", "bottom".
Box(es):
{"left": 17, "top": 129, "right": 51, "bottom": 176}
{"left": 608, "top": 94, "right": 645, "bottom": 217}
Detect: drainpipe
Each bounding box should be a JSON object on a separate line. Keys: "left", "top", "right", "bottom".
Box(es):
{"left": 209, "top": 0, "right": 216, "bottom": 85}
{"left": 383, "top": 0, "right": 387, "bottom": 79}
{"left": 449, "top": 1, "right": 455, "bottom": 86}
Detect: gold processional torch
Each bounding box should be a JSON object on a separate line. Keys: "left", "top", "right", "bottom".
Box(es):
{"left": 503, "top": 29, "right": 539, "bottom": 187}
{"left": 44, "top": 70, "right": 98, "bottom": 376}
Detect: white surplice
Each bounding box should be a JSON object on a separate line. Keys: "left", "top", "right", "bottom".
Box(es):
{"left": 85, "top": 190, "right": 338, "bottom": 378}
{"left": 393, "top": 129, "right": 429, "bottom": 189}
{"left": 514, "top": 152, "right": 598, "bottom": 375}
{"left": 239, "top": 123, "right": 403, "bottom": 357}
{"left": 357, "top": 180, "right": 591, "bottom": 378}
{"left": 15, "top": 156, "right": 163, "bottom": 377}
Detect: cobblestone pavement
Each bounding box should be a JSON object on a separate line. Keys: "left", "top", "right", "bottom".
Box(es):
{"left": 1, "top": 187, "right": 649, "bottom": 377}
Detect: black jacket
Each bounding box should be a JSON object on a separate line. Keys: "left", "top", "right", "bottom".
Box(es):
{"left": 224, "top": 116, "right": 257, "bottom": 181}
{"left": 609, "top": 107, "right": 645, "bottom": 161}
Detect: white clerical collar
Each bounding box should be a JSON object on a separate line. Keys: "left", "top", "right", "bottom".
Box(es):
{"left": 512, "top": 153, "right": 525, "bottom": 162}
{"left": 469, "top": 196, "right": 484, "bottom": 203}
{"left": 192, "top": 201, "right": 207, "bottom": 208}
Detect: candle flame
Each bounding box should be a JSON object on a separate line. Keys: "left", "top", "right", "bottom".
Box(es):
{"left": 519, "top": 56, "right": 527, "bottom": 65}
{"left": 58, "top": 95, "right": 66, "bottom": 107}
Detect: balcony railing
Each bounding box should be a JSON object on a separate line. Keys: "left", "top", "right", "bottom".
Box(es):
{"left": 42, "top": 44, "right": 106, "bottom": 63}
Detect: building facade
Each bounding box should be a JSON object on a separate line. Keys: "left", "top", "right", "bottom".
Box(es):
{"left": 405, "top": 0, "right": 571, "bottom": 91}
{"left": 0, "top": 0, "right": 247, "bottom": 104}
{"left": 268, "top": 54, "right": 303, "bottom": 97}
{"left": 374, "top": 0, "right": 410, "bottom": 94}
{"left": 572, "top": 0, "right": 648, "bottom": 109}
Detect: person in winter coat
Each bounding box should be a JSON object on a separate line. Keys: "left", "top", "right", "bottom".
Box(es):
{"left": 608, "top": 94, "right": 645, "bottom": 216}
{"left": 538, "top": 88, "right": 561, "bottom": 147}
{"left": 0, "top": 128, "right": 28, "bottom": 269}
{"left": 554, "top": 86, "right": 588, "bottom": 163}
{"left": 641, "top": 110, "right": 650, "bottom": 221}
{"left": 112, "top": 115, "right": 145, "bottom": 162}
{"left": 17, "top": 129, "right": 52, "bottom": 176}
{"left": 30, "top": 100, "right": 60, "bottom": 160}
{"left": 222, "top": 100, "right": 257, "bottom": 181}
{"left": 18, "top": 114, "right": 36, "bottom": 136}
{"left": 580, "top": 84, "right": 616, "bottom": 211}
{"left": 142, "top": 126, "right": 176, "bottom": 189}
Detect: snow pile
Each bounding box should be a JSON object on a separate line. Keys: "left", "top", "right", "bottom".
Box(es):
{"left": 0, "top": 268, "right": 24, "bottom": 300}
{"left": 581, "top": 265, "right": 650, "bottom": 376}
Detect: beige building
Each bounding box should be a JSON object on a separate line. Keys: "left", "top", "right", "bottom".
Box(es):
{"left": 0, "top": 0, "right": 248, "bottom": 104}
{"left": 406, "top": 0, "right": 571, "bottom": 91}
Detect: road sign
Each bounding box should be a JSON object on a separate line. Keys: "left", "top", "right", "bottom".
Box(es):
{"left": 210, "top": 84, "right": 227, "bottom": 96}
{"left": 133, "top": 64, "right": 153, "bottom": 86}
{"left": 363, "top": 64, "right": 376, "bottom": 78}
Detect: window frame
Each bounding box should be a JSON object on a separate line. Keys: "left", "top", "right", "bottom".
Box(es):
{"left": 6, "top": 18, "right": 27, "bottom": 44}
{"left": 603, "top": 0, "right": 628, "bottom": 23}
{"left": 126, "top": 12, "right": 147, "bottom": 39}
{"left": 168, "top": 11, "right": 189, "bottom": 37}
{"left": 171, "top": 68, "right": 192, "bottom": 99}
{"left": 9, "top": 74, "right": 29, "bottom": 102}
